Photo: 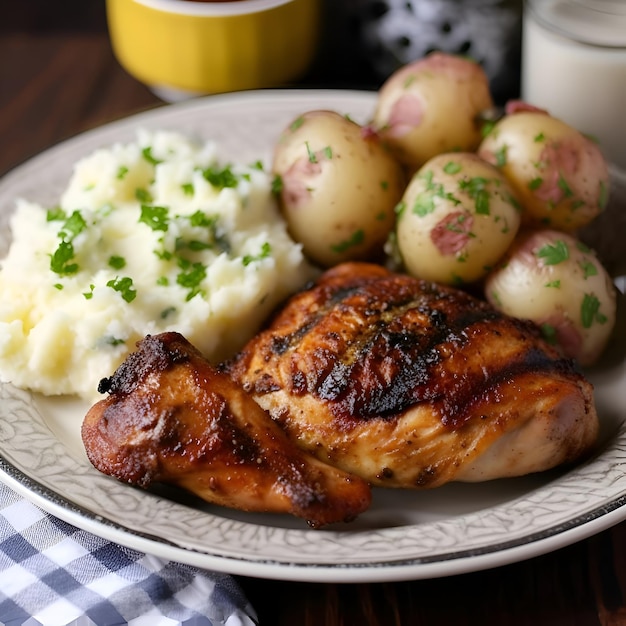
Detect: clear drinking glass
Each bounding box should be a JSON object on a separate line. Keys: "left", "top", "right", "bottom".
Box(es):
{"left": 521, "top": 0, "right": 626, "bottom": 168}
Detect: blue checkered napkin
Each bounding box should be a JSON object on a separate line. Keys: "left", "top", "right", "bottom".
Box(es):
{"left": 0, "top": 484, "right": 258, "bottom": 626}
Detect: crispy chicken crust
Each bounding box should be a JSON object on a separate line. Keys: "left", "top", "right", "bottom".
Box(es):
{"left": 83, "top": 262, "right": 599, "bottom": 526}
{"left": 82, "top": 332, "right": 372, "bottom": 528}
{"left": 226, "top": 262, "right": 599, "bottom": 488}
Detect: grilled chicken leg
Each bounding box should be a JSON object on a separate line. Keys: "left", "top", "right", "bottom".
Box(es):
{"left": 82, "top": 332, "right": 372, "bottom": 528}
{"left": 226, "top": 262, "right": 599, "bottom": 488}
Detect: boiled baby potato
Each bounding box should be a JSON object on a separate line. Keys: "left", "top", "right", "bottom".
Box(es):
{"left": 478, "top": 108, "right": 610, "bottom": 232}
{"left": 372, "top": 52, "right": 494, "bottom": 172}
{"left": 272, "top": 110, "right": 405, "bottom": 268}
{"left": 395, "top": 153, "right": 521, "bottom": 285}
{"left": 485, "top": 229, "right": 616, "bottom": 366}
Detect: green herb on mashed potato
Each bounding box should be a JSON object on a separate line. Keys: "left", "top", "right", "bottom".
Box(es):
{"left": 0, "top": 129, "right": 315, "bottom": 400}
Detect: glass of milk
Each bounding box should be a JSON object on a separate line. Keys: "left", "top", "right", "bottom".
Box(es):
{"left": 522, "top": 0, "right": 626, "bottom": 168}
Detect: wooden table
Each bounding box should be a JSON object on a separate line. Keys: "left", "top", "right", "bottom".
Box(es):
{"left": 2, "top": 5, "right": 625, "bottom": 625}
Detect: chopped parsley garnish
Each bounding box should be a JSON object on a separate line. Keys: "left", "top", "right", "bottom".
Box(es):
{"left": 50, "top": 240, "right": 78, "bottom": 276}
{"left": 142, "top": 146, "right": 162, "bottom": 165}
{"left": 451, "top": 273, "right": 465, "bottom": 287}
{"left": 494, "top": 145, "right": 508, "bottom": 167}
{"left": 412, "top": 193, "right": 437, "bottom": 216}
{"left": 154, "top": 247, "right": 173, "bottom": 261}
{"left": 49, "top": 209, "right": 85, "bottom": 276}
{"left": 490, "top": 290, "right": 502, "bottom": 306}
{"left": 446, "top": 213, "right": 475, "bottom": 237}
{"left": 331, "top": 230, "right": 365, "bottom": 254}
{"left": 116, "top": 165, "right": 129, "bottom": 180}
{"left": 242, "top": 242, "right": 272, "bottom": 266}
{"left": 474, "top": 190, "right": 490, "bottom": 215}
{"left": 160, "top": 306, "right": 177, "bottom": 319}
{"left": 135, "top": 188, "right": 153, "bottom": 203}
{"left": 305, "top": 142, "right": 318, "bottom": 164}
{"left": 176, "top": 261, "right": 206, "bottom": 301}
{"left": 271, "top": 174, "right": 283, "bottom": 195}
{"left": 59, "top": 210, "right": 87, "bottom": 240}
{"left": 581, "top": 294, "right": 607, "bottom": 328}
{"left": 102, "top": 336, "right": 126, "bottom": 347}
{"left": 417, "top": 170, "right": 461, "bottom": 212}
{"left": 536, "top": 239, "right": 569, "bottom": 265}
{"left": 580, "top": 293, "right": 607, "bottom": 328}
{"left": 184, "top": 239, "right": 213, "bottom": 252}
{"left": 545, "top": 280, "right": 561, "bottom": 288}
{"left": 202, "top": 165, "right": 239, "bottom": 189}
{"left": 290, "top": 117, "right": 305, "bottom": 132}
{"left": 480, "top": 120, "right": 497, "bottom": 138}
{"left": 599, "top": 181, "right": 608, "bottom": 209}
{"left": 46, "top": 207, "right": 66, "bottom": 222}
{"left": 458, "top": 177, "right": 491, "bottom": 215}
{"left": 184, "top": 212, "right": 230, "bottom": 254}
{"left": 403, "top": 74, "right": 417, "bottom": 88}
{"left": 181, "top": 182, "right": 194, "bottom": 196}
{"left": 188, "top": 210, "right": 216, "bottom": 228}
{"left": 443, "top": 161, "right": 462, "bottom": 175}
{"left": 557, "top": 174, "right": 574, "bottom": 198}
{"left": 505, "top": 192, "right": 522, "bottom": 212}
{"left": 139, "top": 205, "right": 169, "bottom": 231}
{"left": 579, "top": 260, "right": 598, "bottom": 279}
{"left": 106, "top": 276, "right": 137, "bottom": 303}
{"left": 108, "top": 255, "right": 126, "bottom": 270}
{"left": 541, "top": 323, "right": 558, "bottom": 344}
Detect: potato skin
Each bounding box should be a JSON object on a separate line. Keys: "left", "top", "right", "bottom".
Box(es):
{"left": 395, "top": 153, "right": 522, "bottom": 285}
{"left": 478, "top": 109, "right": 610, "bottom": 231}
{"left": 485, "top": 229, "right": 617, "bottom": 366}
{"left": 272, "top": 110, "right": 405, "bottom": 268}
{"left": 372, "top": 52, "right": 494, "bottom": 172}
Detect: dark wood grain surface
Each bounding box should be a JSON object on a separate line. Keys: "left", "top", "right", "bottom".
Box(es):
{"left": 2, "top": 4, "right": 625, "bottom": 625}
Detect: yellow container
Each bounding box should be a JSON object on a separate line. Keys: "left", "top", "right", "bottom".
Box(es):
{"left": 106, "top": 0, "right": 321, "bottom": 99}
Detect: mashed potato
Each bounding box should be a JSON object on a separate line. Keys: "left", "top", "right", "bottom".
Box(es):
{"left": 0, "top": 129, "right": 315, "bottom": 400}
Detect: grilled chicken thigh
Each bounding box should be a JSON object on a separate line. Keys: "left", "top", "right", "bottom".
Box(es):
{"left": 226, "top": 262, "right": 599, "bottom": 488}
{"left": 82, "top": 332, "right": 372, "bottom": 528}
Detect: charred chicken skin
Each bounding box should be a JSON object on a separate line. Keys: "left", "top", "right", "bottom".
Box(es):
{"left": 226, "top": 262, "right": 599, "bottom": 488}
{"left": 82, "top": 332, "right": 372, "bottom": 528}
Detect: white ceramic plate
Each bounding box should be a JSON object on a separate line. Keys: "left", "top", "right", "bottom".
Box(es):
{"left": 0, "top": 90, "right": 625, "bottom": 584}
